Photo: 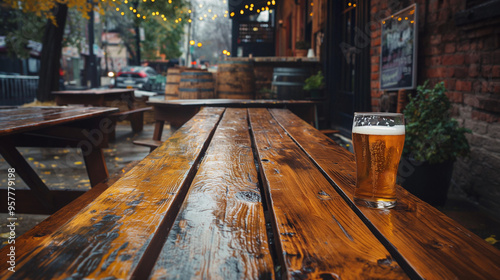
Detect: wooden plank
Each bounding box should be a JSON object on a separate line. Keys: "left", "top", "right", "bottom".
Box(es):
{"left": 0, "top": 106, "right": 118, "bottom": 136}
{"left": 150, "top": 108, "right": 274, "bottom": 279}
{"left": 269, "top": 108, "right": 500, "bottom": 279}
{"left": 0, "top": 161, "right": 139, "bottom": 272}
{"left": 52, "top": 88, "right": 135, "bottom": 96}
{"left": 0, "top": 107, "right": 225, "bottom": 280}
{"left": 248, "top": 108, "right": 408, "bottom": 279}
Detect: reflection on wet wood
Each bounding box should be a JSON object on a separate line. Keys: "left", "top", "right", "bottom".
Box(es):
{"left": 3, "top": 107, "right": 499, "bottom": 280}
{"left": 0, "top": 107, "right": 224, "bottom": 279}
{"left": 150, "top": 108, "right": 274, "bottom": 279}
{"left": 248, "top": 108, "right": 407, "bottom": 279}
{"left": 0, "top": 106, "right": 118, "bottom": 136}
{"left": 270, "top": 108, "right": 500, "bottom": 279}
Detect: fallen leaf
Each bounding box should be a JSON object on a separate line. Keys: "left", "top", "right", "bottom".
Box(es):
{"left": 74, "top": 161, "right": 83, "bottom": 165}
{"left": 28, "top": 157, "right": 34, "bottom": 161}
{"left": 54, "top": 156, "right": 60, "bottom": 160}
{"left": 485, "top": 235, "right": 498, "bottom": 245}
{"left": 0, "top": 232, "right": 12, "bottom": 238}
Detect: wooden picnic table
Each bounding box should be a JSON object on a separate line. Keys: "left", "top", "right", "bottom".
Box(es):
{"left": 52, "top": 88, "right": 137, "bottom": 107}
{"left": 146, "top": 98, "right": 320, "bottom": 141}
{"left": 0, "top": 106, "right": 118, "bottom": 214}
{"left": 1, "top": 107, "right": 499, "bottom": 279}
{"left": 52, "top": 88, "right": 151, "bottom": 137}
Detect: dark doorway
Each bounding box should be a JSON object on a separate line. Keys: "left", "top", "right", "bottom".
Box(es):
{"left": 326, "top": 0, "right": 371, "bottom": 136}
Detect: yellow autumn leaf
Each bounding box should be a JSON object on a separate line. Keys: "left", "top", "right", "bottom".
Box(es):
{"left": 0, "top": 232, "right": 12, "bottom": 238}
{"left": 40, "top": 163, "right": 46, "bottom": 168}
{"left": 485, "top": 235, "right": 498, "bottom": 245}
{"left": 74, "top": 161, "right": 83, "bottom": 165}
{"left": 51, "top": 164, "right": 57, "bottom": 168}
{"left": 54, "top": 156, "right": 60, "bottom": 160}
{"left": 28, "top": 157, "right": 34, "bottom": 161}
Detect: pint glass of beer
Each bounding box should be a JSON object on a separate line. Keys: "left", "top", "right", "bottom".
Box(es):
{"left": 352, "top": 113, "right": 405, "bottom": 209}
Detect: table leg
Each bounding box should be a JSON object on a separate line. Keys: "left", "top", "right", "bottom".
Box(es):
{"left": 0, "top": 137, "right": 54, "bottom": 212}
{"left": 82, "top": 147, "right": 109, "bottom": 187}
{"left": 153, "top": 120, "right": 165, "bottom": 141}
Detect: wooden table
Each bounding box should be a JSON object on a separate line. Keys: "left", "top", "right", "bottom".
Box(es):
{"left": 147, "top": 98, "right": 320, "bottom": 141}
{"left": 52, "top": 88, "right": 137, "bottom": 107}
{"left": 1, "top": 107, "right": 499, "bottom": 279}
{"left": 52, "top": 88, "right": 151, "bottom": 137}
{"left": 0, "top": 106, "right": 118, "bottom": 214}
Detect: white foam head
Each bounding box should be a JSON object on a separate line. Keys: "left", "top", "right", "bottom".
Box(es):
{"left": 352, "top": 125, "right": 405, "bottom": 135}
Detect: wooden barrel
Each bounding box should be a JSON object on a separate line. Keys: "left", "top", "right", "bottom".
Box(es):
{"left": 164, "top": 67, "right": 183, "bottom": 100}
{"left": 178, "top": 71, "right": 215, "bottom": 99}
{"left": 254, "top": 64, "right": 274, "bottom": 99}
{"left": 216, "top": 61, "right": 255, "bottom": 99}
{"left": 271, "top": 67, "right": 309, "bottom": 100}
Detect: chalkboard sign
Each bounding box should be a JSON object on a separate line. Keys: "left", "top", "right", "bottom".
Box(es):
{"left": 380, "top": 4, "right": 418, "bottom": 90}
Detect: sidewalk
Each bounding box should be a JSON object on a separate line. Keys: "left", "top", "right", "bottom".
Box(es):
{"left": 1, "top": 122, "right": 499, "bottom": 251}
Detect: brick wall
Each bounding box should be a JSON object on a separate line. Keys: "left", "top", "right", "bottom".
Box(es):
{"left": 370, "top": 0, "right": 500, "bottom": 218}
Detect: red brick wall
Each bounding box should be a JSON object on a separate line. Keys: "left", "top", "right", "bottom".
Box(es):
{"left": 370, "top": 0, "right": 500, "bottom": 217}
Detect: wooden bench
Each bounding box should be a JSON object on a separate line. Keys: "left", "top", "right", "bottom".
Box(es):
{"left": 109, "top": 106, "right": 151, "bottom": 135}
{"left": 1, "top": 107, "right": 499, "bottom": 279}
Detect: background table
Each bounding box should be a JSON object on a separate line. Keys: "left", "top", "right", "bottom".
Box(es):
{"left": 0, "top": 106, "right": 118, "bottom": 213}
{"left": 1, "top": 107, "right": 499, "bottom": 279}
{"left": 52, "top": 88, "right": 151, "bottom": 138}
{"left": 146, "top": 99, "right": 320, "bottom": 141}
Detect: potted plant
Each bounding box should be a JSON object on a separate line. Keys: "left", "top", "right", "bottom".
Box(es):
{"left": 295, "top": 41, "right": 310, "bottom": 57}
{"left": 398, "top": 81, "right": 471, "bottom": 206}
{"left": 303, "top": 71, "right": 325, "bottom": 99}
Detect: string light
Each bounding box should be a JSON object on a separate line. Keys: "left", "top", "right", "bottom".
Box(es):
{"left": 110, "top": 0, "right": 248, "bottom": 25}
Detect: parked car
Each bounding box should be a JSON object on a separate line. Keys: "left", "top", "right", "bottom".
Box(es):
{"left": 115, "top": 66, "right": 157, "bottom": 91}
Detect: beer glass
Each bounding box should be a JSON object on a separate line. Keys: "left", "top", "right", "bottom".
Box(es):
{"left": 352, "top": 112, "right": 405, "bottom": 209}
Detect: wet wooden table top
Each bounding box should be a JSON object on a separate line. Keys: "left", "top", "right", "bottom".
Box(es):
{"left": 147, "top": 98, "right": 320, "bottom": 106}
{"left": 52, "top": 88, "right": 137, "bottom": 107}
{"left": 51, "top": 88, "right": 135, "bottom": 96}
{"left": 0, "top": 106, "right": 118, "bottom": 136}
{"left": 147, "top": 98, "right": 320, "bottom": 129}
{"left": 2, "top": 107, "right": 499, "bottom": 279}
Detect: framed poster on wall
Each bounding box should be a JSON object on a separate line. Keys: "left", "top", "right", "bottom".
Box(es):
{"left": 380, "top": 4, "right": 418, "bottom": 90}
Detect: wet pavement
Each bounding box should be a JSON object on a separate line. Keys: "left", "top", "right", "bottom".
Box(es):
{"left": 1, "top": 122, "right": 499, "bottom": 251}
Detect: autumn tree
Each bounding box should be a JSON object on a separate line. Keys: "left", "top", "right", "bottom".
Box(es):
{"left": 102, "top": 0, "right": 187, "bottom": 64}
{"left": 4, "top": 0, "right": 187, "bottom": 101}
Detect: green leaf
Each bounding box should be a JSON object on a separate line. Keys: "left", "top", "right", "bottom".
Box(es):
{"left": 403, "top": 80, "right": 471, "bottom": 164}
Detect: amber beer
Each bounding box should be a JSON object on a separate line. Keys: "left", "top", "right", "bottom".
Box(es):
{"left": 352, "top": 113, "right": 405, "bottom": 209}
